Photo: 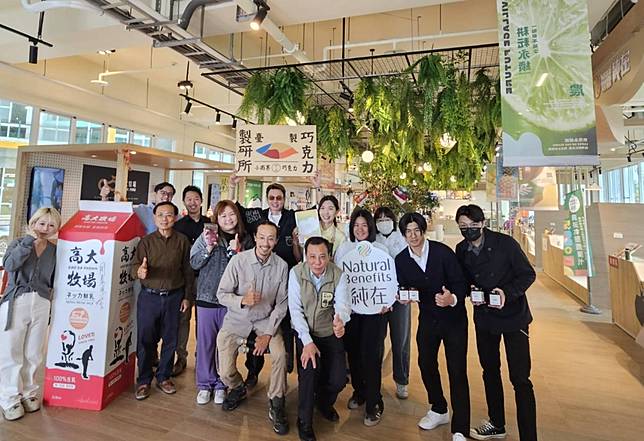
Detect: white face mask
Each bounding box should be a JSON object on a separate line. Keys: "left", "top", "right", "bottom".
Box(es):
{"left": 377, "top": 219, "right": 394, "bottom": 236}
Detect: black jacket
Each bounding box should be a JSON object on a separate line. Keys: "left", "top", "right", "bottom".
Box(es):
{"left": 236, "top": 202, "right": 298, "bottom": 269}
{"left": 455, "top": 228, "right": 536, "bottom": 333}
{"left": 395, "top": 240, "right": 468, "bottom": 324}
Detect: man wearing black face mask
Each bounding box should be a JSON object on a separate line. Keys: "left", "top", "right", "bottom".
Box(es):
{"left": 454, "top": 204, "right": 537, "bottom": 441}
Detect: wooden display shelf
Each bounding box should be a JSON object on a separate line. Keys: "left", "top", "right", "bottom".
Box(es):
{"left": 608, "top": 258, "right": 644, "bottom": 340}
{"left": 542, "top": 233, "right": 589, "bottom": 304}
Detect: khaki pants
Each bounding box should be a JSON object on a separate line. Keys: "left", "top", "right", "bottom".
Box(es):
{"left": 217, "top": 327, "right": 287, "bottom": 399}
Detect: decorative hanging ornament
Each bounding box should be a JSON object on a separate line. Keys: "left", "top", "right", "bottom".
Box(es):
{"left": 361, "top": 150, "right": 374, "bottom": 163}
{"left": 392, "top": 186, "right": 410, "bottom": 204}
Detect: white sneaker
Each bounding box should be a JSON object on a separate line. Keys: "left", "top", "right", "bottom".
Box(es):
{"left": 2, "top": 403, "right": 25, "bottom": 421}
{"left": 418, "top": 410, "right": 450, "bottom": 430}
{"left": 395, "top": 383, "right": 409, "bottom": 399}
{"left": 453, "top": 433, "right": 467, "bottom": 441}
{"left": 21, "top": 397, "right": 40, "bottom": 413}
{"left": 196, "top": 389, "right": 212, "bottom": 405}
{"left": 213, "top": 389, "right": 226, "bottom": 405}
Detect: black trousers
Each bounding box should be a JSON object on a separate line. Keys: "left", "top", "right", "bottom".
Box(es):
{"left": 417, "top": 315, "right": 470, "bottom": 435}
{"left": 296, "top": 335, "right": 346, "bottom": 425}
{"left": 476, "top": 326, "right": 537, "bottom": 441}
{"left": 245, "top": 316, "right": 295, "bottom": 375}
{"left": 344, "top": 313, "right": 387, "bottom": 414}
{"left": 136, "top": 288, "right": 183, "bottom": 386}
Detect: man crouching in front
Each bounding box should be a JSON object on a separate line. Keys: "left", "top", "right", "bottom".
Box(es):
{"left": 216, "top": 219, "right": 290, "bottom": 435}
{"left": 288, "top": 237, "right": 350, "bottom": 441}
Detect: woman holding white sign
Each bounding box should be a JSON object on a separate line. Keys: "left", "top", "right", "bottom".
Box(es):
{"left": 395, "top": 212, "right": 470, "bottom": 441}
{"left": 335, "top": 209, "right": 397, "bottom": 427}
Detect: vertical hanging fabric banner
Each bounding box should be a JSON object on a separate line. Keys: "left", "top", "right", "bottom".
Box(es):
{"left": 496, "top": 0, "right": 599, "bottom": 167}
{"left": 562, "top": 190, "right": 594, "bottom": 277}
{"left": 235, "top": 124, "right": 317, "bottom": 177}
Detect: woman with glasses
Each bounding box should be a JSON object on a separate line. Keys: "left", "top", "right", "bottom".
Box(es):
{"left": 335, "top": 209, "right": 393, "bottom": 427}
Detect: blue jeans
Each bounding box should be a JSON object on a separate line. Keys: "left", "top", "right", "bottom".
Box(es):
{"left": 387, "top": 301, "right": 411, "bottom": 385}
{"left": 136, "top": 288, "right": 183, "bottom": 386}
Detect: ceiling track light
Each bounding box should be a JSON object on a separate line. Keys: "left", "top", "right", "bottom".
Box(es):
{"left": 250, "top": 0, "right": 269, "bottom": 31}
{"left": 182, "top": 100, "right": 192, "bottom": 115}
{"left": 232, "top": 118, "right": 237, "bottom": 129}
{"left": 627, "top": 155, "right": 632, "bottom": 162}
{"left": 348, "top": 97, "right": 354, "bottom": 113}
{"left": 215, "top": 111, "right": 221, "bottom": 125}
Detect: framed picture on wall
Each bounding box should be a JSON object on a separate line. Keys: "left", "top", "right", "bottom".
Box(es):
{"left": 27, "top": 167, "right": 65, "bottom": 219}
{"left": 80, "top": 165, "right": 150, "bottom": 204}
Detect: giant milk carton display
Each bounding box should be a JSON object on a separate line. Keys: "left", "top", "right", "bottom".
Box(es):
{"left": 43, "top": 202, "right": 145, "bottom": 410}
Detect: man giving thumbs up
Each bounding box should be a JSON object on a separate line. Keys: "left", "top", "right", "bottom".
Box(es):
{"left": 288, "top": 237, "right": 351, "bottom": 441}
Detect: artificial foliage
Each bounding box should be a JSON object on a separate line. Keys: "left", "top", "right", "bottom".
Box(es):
{"left": 237, "top": 53, "right": 501, "bottom": 197}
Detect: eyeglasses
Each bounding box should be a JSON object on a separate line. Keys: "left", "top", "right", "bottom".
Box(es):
{"left": 268, "top": 195, "right": 283, "bottom": 201}
{"left": 158, "top": 190, "right": 174, "bottom": 197}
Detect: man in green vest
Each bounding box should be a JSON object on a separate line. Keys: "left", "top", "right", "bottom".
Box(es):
{"left": 288, "top": 237, "right": 351, "bottom": 441}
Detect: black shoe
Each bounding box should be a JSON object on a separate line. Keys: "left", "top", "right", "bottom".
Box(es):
{"left": 297, "top": 418, "right": 316, "bottom": 441}
{"left": 347, "top": 392, "right": 365, "bottom": 409}
{"left": 470, "top": 421, "right": 507, "bottom": 440}
{"left": 364, "top": 401, "right": 384, "bottom": 427}
{"left": 245, "top": 372, "right": 258, "bottom": 388}
{"left": 222, "top": 386, "right": 247, "bottom": 411}
{"left": 268, "top": 396, "right": 289, "bottom": 435}
{"left": 171, "top": 358, "right": 187, "bottom": 377}
{"left": 317, "top": 405, "right": 339, "bottom": 422}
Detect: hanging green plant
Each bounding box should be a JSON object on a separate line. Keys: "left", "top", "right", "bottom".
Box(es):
{"left": 308, "top": 105, "right": 355, "bottom": 160}
{"left": 409, "top": 53, "right": 445, "bottom": 131}
{"left": 238, "top": 68, "right": 310, "bottom": 125}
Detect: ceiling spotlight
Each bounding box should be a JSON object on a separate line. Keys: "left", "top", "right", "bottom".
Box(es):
{"left": 182, "top": 100, "right": 192, "bottom": 115}
{"left": 215, "top": 111, "right": 221, "bottom": 124}
{"left": 250, "top": 0, "right": 269, "bottom": 31}
{"left": 29, "top": 44, "right": 38, "bottom": 64}
{"left": 627, "top": 155, "right": 632, "bottom": 162}
{"left": 177, "top": 61, "right": 193, "bottom": 90}
{"left": 348, "top": 97, "right": 354, "bottom": 113}
{"left": 232, "top": 118, "right": 237, "bottom": 129}
{"left": 361, "top": 150, "right": 374, "bottom": 163}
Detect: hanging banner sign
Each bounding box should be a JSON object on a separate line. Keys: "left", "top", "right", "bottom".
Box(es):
{"left": 496, "top": 0, "right": 599, "bottom": 167}
{"left": 337, "top": 241, "right": 398, "bottom": 315}
{"left": 235, "top": 124, "right": 317, "bottom": 177}
{"left": 562, "top": 190, "right": 593, "bottom": 277}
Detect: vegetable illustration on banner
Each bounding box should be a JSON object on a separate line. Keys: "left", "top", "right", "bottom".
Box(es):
{"left": 496, "top": 0, "right": 598, "bottom": 166}
{"left": 235, "top": 124, "right": 317, "bottom": 177}
{"left": 562, "top": 190, "right": 593, "bottom": 277}
{"left": 337, "top": 241, "right": 398, "bottom": 314}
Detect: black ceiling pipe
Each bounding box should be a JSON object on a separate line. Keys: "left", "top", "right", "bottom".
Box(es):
{"left": 178, "top": 0, "right": 230, "bottom": 30}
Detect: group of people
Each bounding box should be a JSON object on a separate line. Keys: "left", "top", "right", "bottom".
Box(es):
{"left": 0, "top": 177, "right": 538, "bottom": 441}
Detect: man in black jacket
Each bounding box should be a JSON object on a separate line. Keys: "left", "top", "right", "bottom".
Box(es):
{"left": 395, "top": 212, "right": 470, "bottom": 441}
{"left": 454, "top": 204, "right": 537, "bottom": 441}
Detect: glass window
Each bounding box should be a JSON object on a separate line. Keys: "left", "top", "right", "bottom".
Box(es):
{"left": 75, "top": 119, "right": 103, "bottom": 144}
{"left": 193, "top": 171, "right": 205, "bottom": 190}
{"left": 132, "top": 132, "right": 152, "bottom": 147}
{"left": 608, "top": 168, "right": 622, "bottom": 202}
{"left": 0, "top": 100, "right": 33, "bottom": 144}
{"left": 194, "top": 142, "right": 234, "bottom": 164}
{"left": 106, "top": 126, "right": 129, "bottom": 143}
{"left": 38, "top": 111, "right": 71, "bottom": 144}
{"left": 155, "top": 137, "right": 175, "bottom": 151}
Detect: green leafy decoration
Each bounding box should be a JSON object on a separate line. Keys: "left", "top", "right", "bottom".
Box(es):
{"left": 308, "top": 105, "right": 355, "bottom": 160}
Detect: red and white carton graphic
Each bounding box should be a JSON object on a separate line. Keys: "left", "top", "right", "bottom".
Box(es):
{"left": 44, "top": 201, "right": 145, "bottom": 410}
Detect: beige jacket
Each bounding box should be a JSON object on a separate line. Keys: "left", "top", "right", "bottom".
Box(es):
{"left": 216, "top": 248, "right": 289, "bottom": 337}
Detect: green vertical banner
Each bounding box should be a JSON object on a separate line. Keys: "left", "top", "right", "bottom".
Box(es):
{"left": 562, "top": 190, "right": 593, "bottom": 277}
{"left": 496, "top": 0, "right": 599, "bottom": 167}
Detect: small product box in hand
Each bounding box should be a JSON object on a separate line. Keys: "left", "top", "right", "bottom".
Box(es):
{"left": 398, "top": 287, "right": 410, "bottom": 302}
{"left": 489, "top": 291, "right": 502, "bottom": 307}
{"left": 408, "top": 288, "right": 419, "bottom": 302}
{"left": 471, "top": 287, "right": 485, "bottom": 303}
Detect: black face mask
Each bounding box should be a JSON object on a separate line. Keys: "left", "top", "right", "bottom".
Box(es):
{"left": 460, "top": 227, "right": 482, "bottom": 242}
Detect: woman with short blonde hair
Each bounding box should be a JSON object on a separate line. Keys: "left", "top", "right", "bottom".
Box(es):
{"left": 0, "top": 207, "right": 61, "bottom": 421}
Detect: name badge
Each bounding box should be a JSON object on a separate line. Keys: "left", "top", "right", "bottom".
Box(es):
{"left": 321, "top": 291, "right": 334, "bottom": 308}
